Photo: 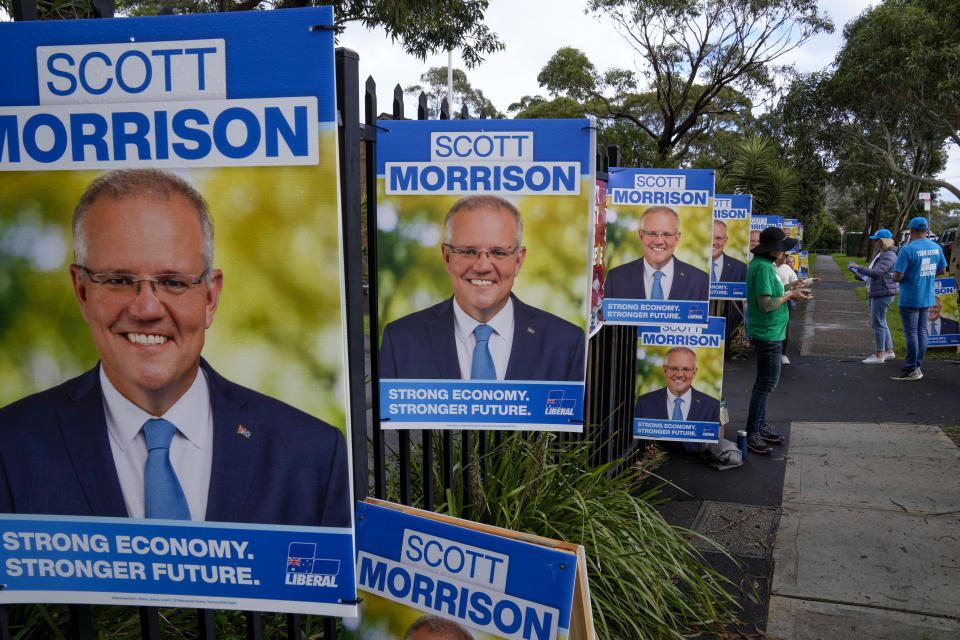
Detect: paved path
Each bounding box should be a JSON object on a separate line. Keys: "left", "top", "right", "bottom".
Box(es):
{"left": 765, "top": 256, "right": 960, "bottom": 639}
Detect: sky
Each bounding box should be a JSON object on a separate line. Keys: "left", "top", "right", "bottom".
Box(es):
{"left": 338, "top": 0, "right": 960, "bottom": 203}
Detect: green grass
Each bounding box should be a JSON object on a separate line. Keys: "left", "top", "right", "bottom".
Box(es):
{"left": 832, "top": 254, "right": 958, "bottom": 360}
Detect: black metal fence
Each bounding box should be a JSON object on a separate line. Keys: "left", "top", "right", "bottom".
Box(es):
{"left": 1, "top": 12, "right": 638, "bottom": 637}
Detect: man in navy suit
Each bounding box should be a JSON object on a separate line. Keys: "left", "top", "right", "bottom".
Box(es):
{"left": 379, "top": 195, "right": 585, "bottom": 381}
{"left": 634, "top": 347, "right": 720, "bottom": 422}
{"left": 0, "top": 169, "right": 350, "bottom": 527}
{"left": 604, "top": 206, "right": 709, "bottom": 300}
{"left": 929, "top": 296, "right": 960, "bottom": 335}
{"left": 711, "top": 220, "right": 747, "bottom": 283}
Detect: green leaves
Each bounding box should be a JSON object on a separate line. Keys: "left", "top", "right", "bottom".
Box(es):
{"left": 386, "top": 432, "right": 741, "bottom": 638}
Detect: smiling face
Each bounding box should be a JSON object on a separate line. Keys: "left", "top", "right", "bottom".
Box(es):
{"left": 929, "top": 297, "right": 942, "bottom": 322}
{"left": 442, "top": 204, "right": 525, "bottom": 323}
{"left": 749, "top": 230, "right": 761, "bottom": 251}
{"left": 712, "top": 220, "right": 727, "bottom": 260}
{"left": 640, "top": 208, "right": 680, "bottom": 270}
{"left": 663, "top": 348, "right": 697, "bottom": 397}
{"left": 70, "top": 192, "right": 222, "bottom": 415}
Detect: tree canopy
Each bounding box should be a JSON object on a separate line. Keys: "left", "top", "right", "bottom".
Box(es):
{"left": 405, "top": 66, "right": 503, "bottom": 118}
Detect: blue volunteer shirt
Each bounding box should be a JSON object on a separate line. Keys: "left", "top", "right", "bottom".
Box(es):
{"left": 894, "top": 238, "right": 947, "bottom": 307}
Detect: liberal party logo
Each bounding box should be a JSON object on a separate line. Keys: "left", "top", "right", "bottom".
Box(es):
{"left": 686, "top": 307, "right": 706, "bottom": 321}
{"left": 545, "top": 390, "right": 577, "bottom": 416}
{"left": 285, "top": 542, "right": 340, "bottom": 587}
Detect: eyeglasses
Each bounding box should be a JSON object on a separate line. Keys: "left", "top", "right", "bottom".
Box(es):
{"left": 664, "top": 366, "right": 696, "bottom": 374}
{"left": 641, "top": 231, "right": 679, "bottom": 240}
{"left": 443, "top": 244, "right": 519, "bottom": 261}
{"left": 79, "top": 266, "right": 208, "bottom": 299}
{"left": 712, "top": 236, "right": 727, "bottom": 241}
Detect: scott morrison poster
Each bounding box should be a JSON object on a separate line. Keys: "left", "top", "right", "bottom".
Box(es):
{"left": 376, "top": 119, "right": 594, "bottom": 431}
{"left": 0, "top": 8, "right": 356, "bottom": 615}
{"left": 928, "top": 278, "right": 960, "bottom": 347}
{"left": 346, "top": 500, "right": 588, "bottom": 640}
{"left": 602, "top": 168, "right": 714, "bottom": 325}
{"left": 633, "top": 318, "right": 725, "bottom": 443}
{"left": 709, "top": 194, "right": 751, "bottom": 300}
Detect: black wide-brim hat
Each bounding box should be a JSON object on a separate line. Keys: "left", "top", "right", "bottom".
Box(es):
{"left": 751, "top": 226, "right": 798, "bottom": 255}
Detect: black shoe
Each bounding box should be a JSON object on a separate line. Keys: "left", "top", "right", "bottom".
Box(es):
{"left": 760, "top": 425, "right": 783, "bottom": 444}
{"left": 747, "top": 432, "right": 772, "bottom": 454}
{"left": 890, "top": 368, "right": 922, "bottom": 381}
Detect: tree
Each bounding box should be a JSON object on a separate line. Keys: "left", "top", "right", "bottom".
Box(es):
{"left": 2, "top": 0, "right": 504, "bottom": 68}
{"left": 405, "top": 66, "right": 502, "bottom": 118}
{"left": 715, "top": 135, "right": 799, "bottom": 216}
{"left": 529, "top": 0, "right": 831, "bottom": 164}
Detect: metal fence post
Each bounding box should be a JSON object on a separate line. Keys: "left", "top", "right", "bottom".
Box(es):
{"left": 336, "top": 47, "right": 371, "bottom": 507}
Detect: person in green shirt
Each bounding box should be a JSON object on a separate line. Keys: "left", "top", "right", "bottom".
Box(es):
{"left": 744, "top": 227, "right": 812, "bottom": 454}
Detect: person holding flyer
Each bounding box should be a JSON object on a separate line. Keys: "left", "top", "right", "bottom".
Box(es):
{"left": 849, "top": 229, "right": 899, "bottom": 363}
{"left": 891, "top": 217, "right": 947, "bottom": 380}
{"left": 744, "top": 227, "right": 812, "bottom": 454}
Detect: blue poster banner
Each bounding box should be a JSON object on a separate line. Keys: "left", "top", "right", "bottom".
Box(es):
{"left": 0, "top": 8, "right": 356, "bottom": 615}
{"left": 930, "top": 278, "right": 960, "bottom": 346}
{"left": 710, "top": 194, "right": 751, "bottom": 300}
{"left": 603, "top": 168, "right": 714, "bottom": 326}
{"left": 346, "top": 501, "right": 580, "bottom": 640}
{"left": 633, "top": 317, "right": 725, "bottom": 442}
{"left": 375, "top": 119, "right": 594, "bottom": 432}
{"left": 0, "top": 515, "right": 356, "bottom": 615}
{"left": 380, "top": 380, "right": 583, "bottom": 431}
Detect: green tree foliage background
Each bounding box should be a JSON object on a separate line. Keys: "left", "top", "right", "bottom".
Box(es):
{"left": 0, "top": 137, "right": 348, "bottom": 428}
{"left": 376, "top": 183, "right": 592, "bottom": 341}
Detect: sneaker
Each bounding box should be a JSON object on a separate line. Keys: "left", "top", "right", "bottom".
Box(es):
{"left": 890, "top": 368, "right": 922, "bottom": 381}
{"left": 760, "top": 425, "right": 784, "bottom": 444}
{"left": 747, "top": 432, "right": 773, "bottom": 454}
{"left": 781, "top": 355, "right": 791, "bottom": 365}
{"left": 883, "top": 351, "right": 896, "bottom": 360}
{"left": 862, "top": 355, "right": 885, "bottom": 364}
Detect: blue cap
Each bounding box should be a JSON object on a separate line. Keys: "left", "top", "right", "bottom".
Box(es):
{"left": 909, "top": 217, "right": 929, "bottom": 230}
{"left": 868, "top": 228, "right": 893, "bottom": 239}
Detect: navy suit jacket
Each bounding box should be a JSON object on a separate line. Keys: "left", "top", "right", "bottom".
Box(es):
{"left": 936, "top": 317, "right": 959, "bottom": 335}
{"left": 604, "top": 257, "right": 709, "bottom": 301}
{"left": 718, "top": 253, "right": 747, "bottom": 283}
{"left": 379, "top": 294, "right": 585, "bottom": 381}
{"left": 634, "top": 387, "right": 720, "bottom": 422}
{"left": 0, "top": 359, "right": 351, "bottom": 527}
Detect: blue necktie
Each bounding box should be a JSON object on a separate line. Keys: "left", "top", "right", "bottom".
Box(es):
{"left": 471, "top": 324, "right": 496, "bottom": 380}
{"left": 142, "top": 418, "right": 191, "bottom": 520}
{"left": 651, "top": 271, "right": 665, "bottom": 300}
{"left": 711, "top": 262, "right": 718, "bottom": 282}
{"left": 930, "top": 322, "right": 937, "bottom": 335}
{"left": 672, "top": 397, "right": 684, "bottom": 421}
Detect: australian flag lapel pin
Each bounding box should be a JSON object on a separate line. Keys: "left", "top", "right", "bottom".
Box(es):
{"left": 236, "top": 424, "right": 252, "bottom": 439}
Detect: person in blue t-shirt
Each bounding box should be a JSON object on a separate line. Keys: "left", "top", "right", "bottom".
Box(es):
{"left": 891, "top": 217, "right": 948, "bottom": 380}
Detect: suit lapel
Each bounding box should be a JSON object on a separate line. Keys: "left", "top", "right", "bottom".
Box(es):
{"left": 670, "top": 259, "right": 687, "bottom": 300}
{"left": 428, "top": 298, "right": 462, "bottom": 379}
{"left": 58, "top": 367, "right": 127, "bottom": 517}
{"left": 637, "top": 260, "right": 648, "bottom": 298}
{"left": 505, "top": 295, "right": 535, "bottom": 379}
{"left": 203, "top": 362, "right": 259, "bottom": 522}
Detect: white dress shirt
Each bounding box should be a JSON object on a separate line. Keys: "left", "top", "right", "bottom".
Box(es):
{"left": 452, "top": 297, "right": 514, "bottom": 380}
{"left": 643, "top": 257, "right": 676, "bottom": 299}
{"left": 666, "top": 388, "right": 693, "bottom": 421}
{"left": 101, "top": 367, "right": 214, "bottom": 520}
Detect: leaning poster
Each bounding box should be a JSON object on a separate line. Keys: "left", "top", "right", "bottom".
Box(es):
{"left": 0, "top": 8, "right": 357, "bottom": 615}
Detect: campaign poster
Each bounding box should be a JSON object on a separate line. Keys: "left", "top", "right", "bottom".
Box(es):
{"left": 346, "top": 500, "right": 585, "bottom": 640}
{"left": 798, "top": 250, "right": 809, "bottom": 278}
{"left": 0, "top": 9, "right": 356, "bottom": 615}
{"left": 928, "top": 278, "right": 960, "bottom": 347}
{"left": 633, "top": 317, "right": 725, "bottom": 443}
{"left": 602, "top": 168, "right": 714, "bottom": 325}
{"left": 709, "top": 194, "right": 751, "bottom": 300}
{"left": 749, "top": 214, "right": 783, "bottom": 258}
{"left": 376, "top": 119, "right": 594, "bottom": 431}
{"left": 588, "top": 178, "right": 608, "bottom": 336}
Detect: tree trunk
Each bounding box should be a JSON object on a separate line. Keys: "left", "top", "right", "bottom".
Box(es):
{"left": 860, "top": 180, "right": 889, "bottom": 256}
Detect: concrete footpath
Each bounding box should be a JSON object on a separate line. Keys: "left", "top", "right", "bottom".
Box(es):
{"left": 765, "top": 257, "right": 960, "bottom": 639}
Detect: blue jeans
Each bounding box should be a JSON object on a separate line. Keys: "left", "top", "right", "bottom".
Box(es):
{"left": 869, "top": 295, "right": 894, "bottom": 352}
{"left": 747, "top": 338, "right": 783, "bottom": 434}
{"left": 898, "top": 306, "right": 929, "bottom": 371}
